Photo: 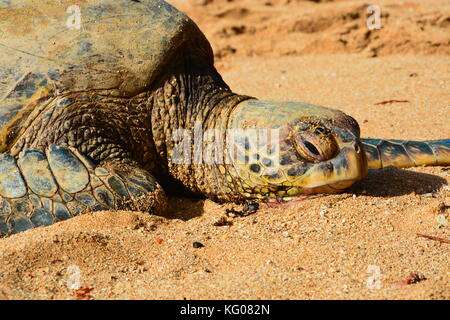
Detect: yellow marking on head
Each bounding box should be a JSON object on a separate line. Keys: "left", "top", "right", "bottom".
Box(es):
{"left": 287, "top": 187, "right": 300, "bottom": 196}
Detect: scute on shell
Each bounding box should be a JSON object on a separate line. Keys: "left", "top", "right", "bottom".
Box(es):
{"left": 0, "top": 0, "right": 212, "bottom": 152}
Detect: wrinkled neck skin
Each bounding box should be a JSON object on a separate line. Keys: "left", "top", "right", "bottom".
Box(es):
{"left": 149, "top": 46, "right": 252, "bottom": 198}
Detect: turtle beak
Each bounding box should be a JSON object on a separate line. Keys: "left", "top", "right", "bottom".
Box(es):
{"left": 298, "top": 140, "right": 368, "bottom": 193}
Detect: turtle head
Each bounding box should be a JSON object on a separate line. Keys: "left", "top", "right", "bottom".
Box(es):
{"left": 224, "top": 100, "right": 368, "bottom": 200}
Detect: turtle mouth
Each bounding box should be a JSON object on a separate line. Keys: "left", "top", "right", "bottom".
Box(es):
{"left": 290, "top": 142, "right": 368, "bottom": 190}
{"left": 263, "top": 179, "right": 357, "bottom": 204}
{"left": 263, "top": 179, "right": 356, "bottom": 206}
{"left": 245, "top": 141, "right": 368, "bottom": 201}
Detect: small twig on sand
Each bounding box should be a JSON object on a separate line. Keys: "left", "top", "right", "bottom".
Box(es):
{"left": 416, "top": 233, "right": 450, "bottom": 244}
{"left": 374, "top": 100, "right": 410, "bottom": 105}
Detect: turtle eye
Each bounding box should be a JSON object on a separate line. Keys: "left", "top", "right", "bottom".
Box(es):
{"left": 294, "top": 128, "right": 337, "bottom": 162}
{"left": 303, "top": 141, "right": 320, "bottom": 156}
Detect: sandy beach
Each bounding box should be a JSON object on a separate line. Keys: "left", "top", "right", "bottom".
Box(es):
{"left": 0, "top": 0, "right": 448, "bottom": 299}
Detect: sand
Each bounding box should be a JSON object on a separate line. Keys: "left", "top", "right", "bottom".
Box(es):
{"left": 0, "top": 0, "right": 449, "bottom": 300}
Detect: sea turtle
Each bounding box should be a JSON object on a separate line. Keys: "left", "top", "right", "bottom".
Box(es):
{"left": 0, "top": 0, "right": 448, "bottom": 236}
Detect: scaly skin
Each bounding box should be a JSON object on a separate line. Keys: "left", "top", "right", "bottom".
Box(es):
{"left": 362, "top": 139, "right": 450, "bottom": 169}
{"left": 0, "top": 0, "right": 448, "bottom": 236}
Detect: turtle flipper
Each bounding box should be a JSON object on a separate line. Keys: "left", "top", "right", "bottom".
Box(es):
{"left": 0, "top": 145, "right": 166, "bottom": 237}
{"left": 361, "top": 139, "right": 450, "bottom": 169}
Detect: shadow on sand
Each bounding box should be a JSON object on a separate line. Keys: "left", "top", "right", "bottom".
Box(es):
{"left": 163, "top": 197, "right": 206, "bottom": 221}
{"left": 349, "top": 166, "right": 448, "bottom": 197}
{"left": 156, "top": 166, "right": 448, "bottom": 221}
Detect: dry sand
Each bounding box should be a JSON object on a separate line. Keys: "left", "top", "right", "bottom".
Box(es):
{"left": 0, "top": 0, "right": 449, "bottom": 300}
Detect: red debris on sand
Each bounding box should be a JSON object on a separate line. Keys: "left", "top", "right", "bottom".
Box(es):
{"left": 395, "top": 273, "right": 426, "bottom": 287}
{"left": 154, "top": 237, "right": 164, "bottom": 244}
{"left": 74, "top": 285, "right": 94, "bottom": 300}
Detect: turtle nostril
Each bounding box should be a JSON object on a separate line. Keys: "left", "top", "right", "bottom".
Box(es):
{"left": 304, "top": 141, "right": 320, "bottom": 156}
{"left": 314, "top": 127, "right": 326, "bottom": 135}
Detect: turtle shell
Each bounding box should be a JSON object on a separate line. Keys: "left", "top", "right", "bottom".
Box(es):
{"left": 0, "top": 0, "right": 212, "bottom": 152}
